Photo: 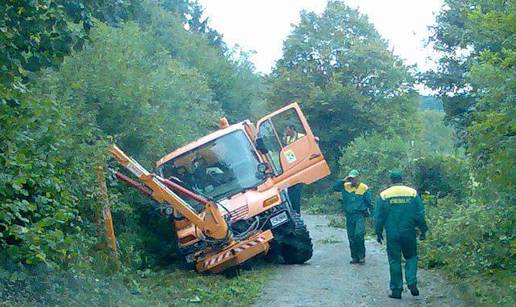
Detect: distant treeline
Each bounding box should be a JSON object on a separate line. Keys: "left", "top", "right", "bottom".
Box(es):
{"left": 419, "top": 96, "right": 444, "bottom": 111}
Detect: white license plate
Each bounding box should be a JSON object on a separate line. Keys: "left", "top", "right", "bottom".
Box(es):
{"left": 270, "top": 212, "right": 288, "bottom": 227}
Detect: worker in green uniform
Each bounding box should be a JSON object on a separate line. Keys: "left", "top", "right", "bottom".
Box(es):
{"left": 375, "top": 169, "right": 428, "bottom": 299}
{"left": 333, "top": 170, "right": 372, "bottom": 264}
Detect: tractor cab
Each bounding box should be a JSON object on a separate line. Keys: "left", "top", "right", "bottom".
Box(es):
{"left": 157, "top": 128, "right": 265, "bottom": 204}
{"left": 156, "top": 103, "right": 329, "bottom": 203}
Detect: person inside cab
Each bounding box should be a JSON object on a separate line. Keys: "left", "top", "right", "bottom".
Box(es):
{"left": 282, "top": 123, "right": 305, "bottom": 145}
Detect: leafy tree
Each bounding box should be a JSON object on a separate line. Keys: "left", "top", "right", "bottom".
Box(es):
{"left": 419, "top": 96, "right": 444, "bottom": 111}
{"left": 267, "top": 1, "right": 418, "bottom": 165}
{"left": 0, "top": 84, "right": 101, "bottom": 267}
{"left": 137, "top": 2, "right": 263, "bottom": 122}
{"left": 0, "top": 0, "right": 262, "bottom": 269}
{"left": 425, "top": 0, "right": 514, "bottom": 204}
{"left": 419, "top": 110, "right": 456, "bottom": 154}
{"left": 38, "top": 22, "right": 221, "bottom": 163}
{"left": 421, "top": 2, "right": 514, "bottom": 303}
{"left": 0, "top": 0, "right": 144, "bottom": 88}
{"left": 0, "top": 0, "right": 87, "bottom": 86}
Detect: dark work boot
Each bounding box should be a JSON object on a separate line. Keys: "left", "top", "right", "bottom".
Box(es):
{"left": 349, "top": 259, "right": 359, "bottom": 264}
{"left": 358, "top": 258, "right": 365, "bottom": 265}
{"left": 408, "top": 284, "right": 420, "bottom": 296}
{"left": 388, "top": 290, "right": 402, "bottom": 299}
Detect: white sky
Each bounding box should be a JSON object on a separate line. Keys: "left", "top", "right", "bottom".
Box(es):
{"left": 197, "top": 0, "right": 444, "bottom": 75}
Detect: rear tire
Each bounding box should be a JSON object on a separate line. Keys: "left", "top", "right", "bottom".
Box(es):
{"left": 275, "top": 212, "right": 313, "bottom": 264}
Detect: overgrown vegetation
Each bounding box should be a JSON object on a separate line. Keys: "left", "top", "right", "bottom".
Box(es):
{"left": 0, "top": 264, "right": 271, "bottom": 306}
{"left": 1, "top": 0, "right": 513, "bottom": 305}
{"left": 301, "top": 1, "right": 514, "bottom": 305}
{"left": 1, "top": 0, "right": 267, "bottom": 304}
{"left": 420, "top": 1, "right": 515, "bottom": 304}
{"left": 266, "top": 1, "right": 419, "bottom": 168}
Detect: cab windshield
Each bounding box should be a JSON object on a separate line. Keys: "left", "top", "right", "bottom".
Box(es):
{"left": 159, "top": 130, "right": 263, "bottom": 200}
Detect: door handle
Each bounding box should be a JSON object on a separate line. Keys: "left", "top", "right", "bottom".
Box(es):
{"left": 309, "top": 154, "right": 321, "bottom": 160}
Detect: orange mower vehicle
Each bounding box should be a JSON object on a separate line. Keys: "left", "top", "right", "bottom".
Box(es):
{"left": 109, "top": 103, "right": 330, "bottom": 273}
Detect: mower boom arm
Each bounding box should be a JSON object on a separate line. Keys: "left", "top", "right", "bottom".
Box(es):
{"left": 109, "top": 145, "right": 229, "bottom": 240}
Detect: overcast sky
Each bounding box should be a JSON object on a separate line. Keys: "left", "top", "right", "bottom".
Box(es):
{"left": 197, "top": 0, "right": 444, "bottom": 75}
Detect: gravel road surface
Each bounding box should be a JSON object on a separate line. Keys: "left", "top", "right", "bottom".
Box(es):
{"left": 258, "top": 215, "right": 466, "bottom": 307}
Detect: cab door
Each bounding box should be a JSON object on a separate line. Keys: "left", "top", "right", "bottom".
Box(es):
{"left": 256, "top": 102, "right": 330, "bottom": 189}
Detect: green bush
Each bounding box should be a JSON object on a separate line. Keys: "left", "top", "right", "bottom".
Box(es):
{"left": 338, "top": 133, "right": 413, "bottom": 195}
{"left": 412, "top": 155, "right": 470, "bottom": 202}
{"left": 1, "top": 1, "right": 263, "bottom": 271}
{"left": 338, "top": 133, "right": 469, "bottom": 199}
{"left": 0, "top": 86, "right": 101, "bottom": 268}
{"left": 303, "top": 193, "right": 340, "bottom": 215}
{"left": 419, "top": 196, "right": 515, "bottom": 305}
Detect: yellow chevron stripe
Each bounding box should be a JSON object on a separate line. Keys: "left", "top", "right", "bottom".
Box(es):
{"left": 380, "top": 185, "right": 417, "bottom": 200}
{"left": 344, "top": 182, "right": 368, "bottom": 195}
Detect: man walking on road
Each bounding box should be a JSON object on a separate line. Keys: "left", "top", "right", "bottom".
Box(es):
{"left": 333, "top": 169, "right": 372, "bottom": 264}
{"left": 374, "top": 170, "right": 428, "bottom": 299}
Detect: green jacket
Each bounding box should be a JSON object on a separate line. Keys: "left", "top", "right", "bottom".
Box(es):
{"left": 333, "top": 180, "right": 372, "bottom": 215}
{"left": 374, "top": 184, "right": 428, "bottom": 238}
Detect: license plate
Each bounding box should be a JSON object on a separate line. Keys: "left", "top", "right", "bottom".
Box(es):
{"left": 270, "top": 212, "right": 288, "bottom": 227}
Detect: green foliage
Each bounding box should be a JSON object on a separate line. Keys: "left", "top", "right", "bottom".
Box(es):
{"left": 424, "top": 0, "right": 514, "bottom": 137}
{"left": 0, "top": 0, "right": 143, "bottom": 87}
{"left": 423, "top": 3, "right": 515, "bottom": 303}
{"left": 1, "top": 0, "right": 264, "bottom": 272}
{"left": 421, "top": 197, "right": 513, "bottom": 273}
{"left": 419, "top": 96, "right": 444, "bottom": 111}
{"left": 465, "top": 51, "right": 515, "bottom": 205}
{"left": 419, "top": 197, "right": 515, "bottom": 305}
{"left": 0, "top": 85, "right": 101, "bottom": 267}
{"left": 338, "top": 134, "right": 413, "bottom": 195}
{"left": 303, "top": 193, "right": 340, "bottom": 215}
{"left": 337, "top": 114, "right": 467, "bottom": 198}
{"left": 425, "top": 0, "right": 515, "bottom": 204}
{"left": 419, "top": 110, "right": 456, "bottom": 154}
{"left": 0, "top": 265, "right": 272, "bottom": 306}
{"left": 412, "top": 155, "right": 470, "bottom": 201}
{"left": 0, "top": 0, "right": 88, "bottom": 86}
{"left": 137, "top": 2, "right": 264, "bottom": 122}
{"left": 38, "top": 21, "right": 221, "bottom": 163}
{"left": 267, "top": 1, "right": 419, "bottom": 165}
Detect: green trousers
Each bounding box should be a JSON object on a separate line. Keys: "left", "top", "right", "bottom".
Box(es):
{"left": 346, "top": 213, "right": 365, "bottom": 260}
{"left": 288, "top": 184, "right": 303, "bottom": 214}
{"left": 386, "top": 233, "right": 418, "bottom": 291}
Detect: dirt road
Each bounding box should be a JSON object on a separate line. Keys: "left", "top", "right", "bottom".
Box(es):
{"left": 258, "top": 215, "right": 465, "bottom": 307}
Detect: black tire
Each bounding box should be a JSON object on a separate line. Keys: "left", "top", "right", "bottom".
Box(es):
{"left": 276, "top": 212, "right": 313, "bottom": 264}
{"left": 263, "top": 238, "right": 282, "bottom": 263}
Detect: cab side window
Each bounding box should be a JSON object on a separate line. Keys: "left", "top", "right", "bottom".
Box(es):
{"left": 271, "top": 109, "right": 306, "bottom": 147}
{"left": 257, "top": 120, "right": 283, "bottom": 175}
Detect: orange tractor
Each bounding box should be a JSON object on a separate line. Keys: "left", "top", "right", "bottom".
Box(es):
{"left": 109, "top": 103, "right": 330, "bottom": 273}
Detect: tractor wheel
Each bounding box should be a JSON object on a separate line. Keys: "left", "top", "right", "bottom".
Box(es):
{"left": 278, "top": 212, "right": 313, "bottom": 264}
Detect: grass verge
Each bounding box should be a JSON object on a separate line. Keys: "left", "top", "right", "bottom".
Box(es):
{"left": 0, "top": 263, "right": 273, "bottom": 306}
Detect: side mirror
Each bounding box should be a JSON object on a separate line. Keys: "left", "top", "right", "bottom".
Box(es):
{"left": 255, "top": 137, "right": 268, "bottom": 154}
{"left": 256, "top": 162, "right": 271, "bottom": 180}
{"left": 257, "top": 162, "right": 268, "bottom": 173}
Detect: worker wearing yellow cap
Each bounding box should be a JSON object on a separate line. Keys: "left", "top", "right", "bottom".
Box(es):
{"left": 333, "top": 169, "right": 372, "bottom": 264}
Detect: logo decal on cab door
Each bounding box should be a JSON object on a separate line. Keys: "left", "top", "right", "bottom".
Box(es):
{"left": 284, "top": 149, "right": 297, "bottom": 164}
